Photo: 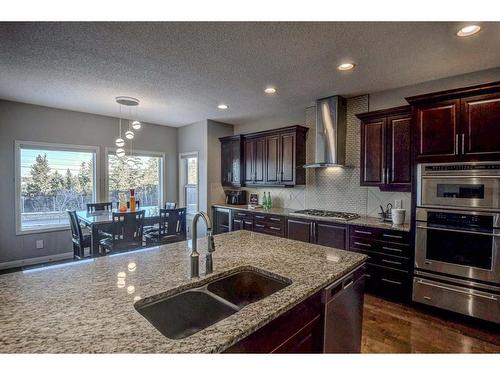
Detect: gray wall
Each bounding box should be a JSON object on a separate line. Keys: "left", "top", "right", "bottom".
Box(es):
{"left": 0, "top": 100, "right": 178, "bottom": 265}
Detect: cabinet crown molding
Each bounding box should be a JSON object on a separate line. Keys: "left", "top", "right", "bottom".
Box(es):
{"left": 405, "top": 81, "right": 500, "bottom": 104}
{"left": 356, "top": 105, "right": 410, "bottom": 121}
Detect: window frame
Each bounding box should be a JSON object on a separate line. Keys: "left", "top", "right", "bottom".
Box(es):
{"left": 15, "top": 140, "right": 100, "bottom": 235}
{"left": 104, "top": 147, "right": 165, "bottom": 208}
{"left": 178, "top": 151, "right": 199, "bottom": 215}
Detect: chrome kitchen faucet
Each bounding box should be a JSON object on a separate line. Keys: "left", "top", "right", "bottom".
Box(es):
{"left": 190, "top": 211, "right": 216, "bottom": 278}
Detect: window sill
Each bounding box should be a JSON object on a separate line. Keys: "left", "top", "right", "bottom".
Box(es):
{"left": 16, "top": 225, "right": 71, "bottom": 236}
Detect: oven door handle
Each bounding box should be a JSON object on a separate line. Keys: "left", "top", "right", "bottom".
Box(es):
{"left": 416, "top": 280, "right": 498, "bottom": 301}
{"left": 416, "top": 225, "right": 500, "bottom": 237}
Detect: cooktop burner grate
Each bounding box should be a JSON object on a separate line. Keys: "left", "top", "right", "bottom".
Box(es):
{"left": 291, "top": 209, "right": 360, "bottom": 221}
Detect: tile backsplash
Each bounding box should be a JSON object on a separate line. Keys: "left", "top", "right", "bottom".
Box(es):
{"left": 239, "top": 95, "right": 412, "bottom": 222}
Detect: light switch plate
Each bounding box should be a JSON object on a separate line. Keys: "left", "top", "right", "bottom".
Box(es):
{"left": 395, "top": 199, "right": 403, "bottom": 209}
{"left": 36, "top": 240, "right": 44, "bottom": 249}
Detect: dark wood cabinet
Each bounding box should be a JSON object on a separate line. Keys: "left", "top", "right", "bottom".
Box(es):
{"left": 349, "top": 225, "right": 411, "bottom": 302}
{"left": 357, "top": 106, "right": 412, "bottom": 192}
{"left": 223, "top": 126, "right": 308, "bottom": 188}
{"left": 287, "top": 219, "right": 313, "bottom": 243}
{"left": 224, "top": 292, "right": 322, "bottom": 353}
{"left": 231, "top": 210, "right": 254, "bottom": 232}
{"left": 219, "top": 135, "right": 243, "bottom": 187}
{"left": 407, "top": 81, "right": 500, "bottom": 163}
{"left": 315, "top": 222, "right": 347, "bottom": 249}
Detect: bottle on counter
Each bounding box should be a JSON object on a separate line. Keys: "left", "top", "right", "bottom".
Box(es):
{"left": 119, "top": 192, "right": 127, "bottom": 212}
{"left": 129, "top": 188, "right": 136, "bottom": 211}
{"left": 267, "top": 192, "right": 272, "bottom": 209}
{"left": 262, "top": 192, "right": 268, "bottom": 210}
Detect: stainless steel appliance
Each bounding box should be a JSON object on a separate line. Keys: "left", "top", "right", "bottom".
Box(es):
{"left": 224, "top": 190, "right": 247, "bottom": 205}
{"left": 414, "top": 162, "right": 500, "bottom": 323}
{"left": 290, "top": 209, "right": 360, "bottom": 221}
{"left": 323, "top": 264, "right": 365, "bottom": 353}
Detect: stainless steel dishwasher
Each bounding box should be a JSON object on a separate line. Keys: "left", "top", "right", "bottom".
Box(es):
{"left": 323, "top": 264, "right": 366, "bottom": 353}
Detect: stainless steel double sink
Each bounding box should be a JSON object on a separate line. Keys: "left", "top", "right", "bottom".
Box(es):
{"left": 134, "top": 268, "right": 292, "bottom": 339}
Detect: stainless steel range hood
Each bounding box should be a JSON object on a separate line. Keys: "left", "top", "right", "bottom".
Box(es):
{"left": 303, "top": 95, "right": 347, "bottom": 168}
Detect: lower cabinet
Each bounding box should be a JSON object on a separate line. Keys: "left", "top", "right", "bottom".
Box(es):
{"left": 286, "top": 218, "right": 347, "bottom": 250}
{"left": 349, "top": 225, "right": 412, "bottom": 302}
{"left": 224, "top": 292, "right": 323, "bottom": 353}
{"left": 212, "top": 207, "right": 231, "bottom": 234}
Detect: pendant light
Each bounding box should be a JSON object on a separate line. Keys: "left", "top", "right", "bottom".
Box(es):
{"left": 115, "top": 96, "right": 141, "bottom": 154}
{"left": 116, "top": 148, "right": 125, "bottom": 157}
{"left": 115, "top": 104, "right": 125, "bottom": 149}
{"left": 132, "top": 120, "right": 141, "bottom": 130}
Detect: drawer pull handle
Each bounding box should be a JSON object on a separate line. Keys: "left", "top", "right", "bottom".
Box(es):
{"left": 255, "top": 215, "right": 265, "bottom": 219}
{"left": 383, "top": 234, "right": 403, "bottom": 239}
{"left": 355, "top": 230, "right": 372, "bottom": 235}
{"left": 255, "top": 224, "right": 265, "bottom": 228}
{"left": 354, "top": 241, "right": 371, "bottom": 247}
{"left": 382, "top": 246, "right": 403, "bottom": 253}
{"left": 423, "top": 296, "right": 432, "bottom": 300}
{"left": 270, "top": 226, "right": 281, "bottom": 231}
{"left": 382, "top": 259, "right": 402, "bottom": 266}
{"left": 416, "top": 280, "right": 498, "bottom": 301}
{"left": 269, "top": 217, "right": 281, "bottom": 222}
{"left": 381, "top": 278, "right": 402, "bottom": 286}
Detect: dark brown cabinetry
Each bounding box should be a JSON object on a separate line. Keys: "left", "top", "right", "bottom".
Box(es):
{"left": 253, "top": 212, "right": 286, "bottom": 237}
{"left": 286, "top": 218, "right": 347, "bottom": 250}
{"left": 212, "top": 207, "right": 231, "bottom": 234}
{"left": 349, "top": 225, "right": 411, "bottom": 302}
{"left": 223, "top": 126, "right": 308, "bottom": 188}
{"left": 357, "top": 106, "right": 412, "bottom": 192}
{"left": 407, "top": 81, "right": 500, "bottom": 162}
{"left": 220, "top": 135, "right": 244, "bottom": 187}
{"left": 231, "top": 210, "right": 254, "bottom": 232}
{"left": 224, "top": 292, "right": 323, "bottom": 353}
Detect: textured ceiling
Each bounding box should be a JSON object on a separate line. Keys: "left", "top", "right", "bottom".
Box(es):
{"left": 1, "top": 22, "right": 499, "bottom": 127}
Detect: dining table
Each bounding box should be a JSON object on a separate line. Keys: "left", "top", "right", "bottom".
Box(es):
{"left": 76, "top": 206, "right": 162, "bottom": 256}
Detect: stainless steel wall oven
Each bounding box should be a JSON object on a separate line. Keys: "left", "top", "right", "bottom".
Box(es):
{"left": 414, "top": 162, "right": 500, "bottom": 323}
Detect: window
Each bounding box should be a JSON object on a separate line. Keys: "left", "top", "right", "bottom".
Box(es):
{"left": 16, "top": 141, "right": 98, "bottom": 234}
{"left": 107, "top": 149, "right": 164, "bottom": 207}
{"left": 179, "top": 153, "right": 199, "bottom": 216}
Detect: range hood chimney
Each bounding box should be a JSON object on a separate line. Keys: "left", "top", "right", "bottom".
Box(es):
{"left": 303, "top": 95, "right": 347, "bottom": 168}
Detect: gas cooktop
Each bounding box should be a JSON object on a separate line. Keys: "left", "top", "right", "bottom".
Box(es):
{"left": 290, "top": 209, "right": 360, "bottom": 221}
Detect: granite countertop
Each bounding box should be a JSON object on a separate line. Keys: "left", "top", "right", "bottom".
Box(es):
{"left": 0, "top": 231, "right": 366, "bottom": 353}
{"left": 212, "top": 203, "right": 411, "bottom": 232}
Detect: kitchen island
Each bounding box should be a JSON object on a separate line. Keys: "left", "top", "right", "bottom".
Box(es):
{"left": 0, "top": 231, "right": 366, "bottom": 353}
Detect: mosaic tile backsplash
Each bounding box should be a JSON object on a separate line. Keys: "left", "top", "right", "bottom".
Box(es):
{"left": 239, "top": 95, "right": 412, "bottom": 222}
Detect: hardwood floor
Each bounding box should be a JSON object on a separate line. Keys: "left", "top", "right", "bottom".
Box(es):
{"left": 361, "top": 294, "right": 500, "bottom": 353}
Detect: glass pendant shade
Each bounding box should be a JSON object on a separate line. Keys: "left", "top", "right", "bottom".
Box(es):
{"left": 115, "top": 137, "right": 125, "bottom": 147}
{"left": 116, "top": 148, "right": 125, "bottom": 157}
{"left": 125, "top": 130, "right": 134, "bottom": 140}
{"left": 132, "top": 120, "right": 141, "bottom": 130}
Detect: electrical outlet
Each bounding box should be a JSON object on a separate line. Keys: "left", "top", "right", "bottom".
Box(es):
{"left": 395, "top": 199, "right": 403, "bottom": 209}
{"left": 36, "top": 240, "right": 44, "bottom": 249}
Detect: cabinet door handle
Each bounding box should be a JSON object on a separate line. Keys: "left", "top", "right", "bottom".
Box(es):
{"left": 382, "top": 246, "right": 403, "bottom": 253}
{"left": 382, "top": 259, "right": 402, "bottom": 266}
{"left": 461, "top": 133, "right": 465, "bottom": 154}
{"left": 383, "top": 233, "right": 403, "bottom": 239}
{"left": 455, "top": 134, "right": 459, "bottom": 155}
{"left": 255, "top": 215, "right": 265, "bottom": 219}
{"left": 354, "top": 230, "right": 372, "bottom": 235}
{"left": 269, "top": 226, "right": 281, "bottom": 231}
{"left": 354, "top": 241, "right": 371, "bottom": 248}
{"left": 381, "top": 278, "right": 402, "bottom": 286}
{"left": 255, "top": 224, "right": 265, "bottom": 228}
{"left": 269, "top": 217, "right": 281, "bottom": 222}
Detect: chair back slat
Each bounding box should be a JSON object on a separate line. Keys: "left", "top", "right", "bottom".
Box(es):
{"left": 111, "top": 210, "right": 145, "bottom": 246}
{"left": 159, "top": 208, "right": 186, "bottom": 236}
{"left": 87, "top": 202, "right": 112, "bottom": 212}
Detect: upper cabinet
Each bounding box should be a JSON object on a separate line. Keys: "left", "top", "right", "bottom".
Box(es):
{"left": 357, "top": 106, "right": 412, "bottom": 192}
{"left": 220, "top": 135, "right": 244, "bottom": 187}
{"left": 407, "top": 81, "right": 500, "bottom": 163}
{"left": 229, "top": 125, "right": 308, "bottom": 188}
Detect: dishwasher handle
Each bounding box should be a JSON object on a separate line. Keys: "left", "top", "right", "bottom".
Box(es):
{"left": 323, "top": 264, "right": 365, "bottom": 303}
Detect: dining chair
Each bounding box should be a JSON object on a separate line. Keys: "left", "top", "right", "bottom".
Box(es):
{"left": 145, "top": 208, "right": 186, "bottom": 245}
{"left": 164, "top": 202, "right": 177, "bottom": 209}
{"left": 99, "top": 210, "right": 145, "bottom": 255}
{"left": 87, "top": 202, "right": 113, "bottom": 212}
{"left": 68, "top": 210, "right": 92, "bottom": 259}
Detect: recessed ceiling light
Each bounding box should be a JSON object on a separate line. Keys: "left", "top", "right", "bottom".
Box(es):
{"left": 264, "top": 87, "right": 277, "bottom": 94}
{"left": 457, "top": 25, "right": 481, "bottom": 37}
{"left": 337, "top": 63, "right": 355, "bottom": 71}
{"left": 217, "top": 104, "right": 228, "bottom": 110}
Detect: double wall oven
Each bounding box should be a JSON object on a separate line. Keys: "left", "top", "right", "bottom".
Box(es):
{"left": 414, "top": 162, "right": 500, "bottom": 324}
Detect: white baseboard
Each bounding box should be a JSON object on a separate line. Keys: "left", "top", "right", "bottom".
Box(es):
{"left": 0, "top": 252, "right": 74, "bottom": 270}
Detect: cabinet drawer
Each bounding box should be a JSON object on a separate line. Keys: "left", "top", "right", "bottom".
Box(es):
{"left": 253, "top": 213, "right": 284, "bottom": 223}
{"left": 363, "top": 250, "right": 410, "bottom": 271}
{"left": 350, "top": 225, "right": 409, "bottom": 244}
{"left": 350, "top": 237, "right": 410, "bottom": 266}
{"left": 254, "top": 221, "right": 285, "bottom": 237}
{"left": 232, "top": 210, "right": 253, "bottom": 219}
{"left": 364, "top": 264, "right": 411, "bottom": 301}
